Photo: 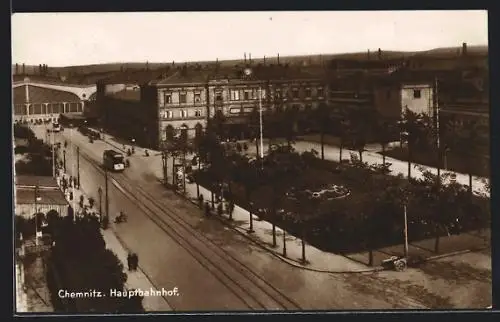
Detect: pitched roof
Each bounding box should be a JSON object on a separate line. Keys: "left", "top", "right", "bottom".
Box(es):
{"left": 13, "top": 85, "right": 81, "bottom": 105}
{"left": 15, "top": 175, "right": 59, "bottom": 189}
{"left": 108, "top": 89, "right": 141, "bottom": 101}
{"left": 15, "top": 187, "right": 68, "bottom": 205}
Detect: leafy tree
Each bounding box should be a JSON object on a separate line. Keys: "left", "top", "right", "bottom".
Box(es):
{"left": 374, "top": 115, "right": 394, "bottom": 167}
{"left": 401, "top": 108, "right": 427, "bottom": 179}
{"left": 247, "top": 108, "right": 262, "bottom": 158}
{"left": 314, "top": 102, "right": 332, "bottom": 160}
{"left": 456, "top": 120, "right": 482, "bottom": 196}
{"left": 48, "top": 216, "right": 144, "bottom": 313}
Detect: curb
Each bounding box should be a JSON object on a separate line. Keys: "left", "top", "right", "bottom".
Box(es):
{"left": 183, "top": 196, "right": 384, "bottom": 275}
{"left": 179, "top": 186, "right": 490, "bottom": 275}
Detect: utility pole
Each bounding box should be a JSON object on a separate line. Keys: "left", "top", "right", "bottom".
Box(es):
{"left": 282, "top": 228, "right": 287, "bottom": 257}
{"left": 76, "top": 147, "right": 80, "bottom": 188}
{"left": 34, "top": 184, "right": 39, "bottom": 246}
{"left": 434, "top": 76, "right": 441, "bottom": 182}
{"left": 258, "top": 87, "right": 264, "bottom": 169}
{"left": 403, "top": 203, "right": 409, "bottom": 258}
{"left": 105, "top": 167, "right": 109, "bottom": 221}
{"left": 98, "top": 187, "right": 103, "bottom": 223}
{"left": 50, "top": 131, "right": 55, "bottom": 178}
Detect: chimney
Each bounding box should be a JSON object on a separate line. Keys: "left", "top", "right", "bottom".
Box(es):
{"left": 264, "top": 56, "right": 266, "bottom": 65}
{"left": 22, "top": 63, "right": 25, "bottom": 75}
{"left": 462, "top": 42, "right": 467, "bottom": 56}
{"left": 249, "top": 53, "right": 252, "bottom": 64}
{"left": 367, "top": 49, "right": 371, "bottom": 60}
{"left": 277, "top": 53, "right": 280, "bottom": 64}
{"left": 378, "top": 48, "right": 382, "bottom": 60}
{"left": 244, "top": 52, "right": 247, "bottom": 63}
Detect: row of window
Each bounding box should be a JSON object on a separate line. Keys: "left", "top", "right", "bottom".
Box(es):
{"left": 386, "top": 89, "right": 423, "bottom": 100}
{"left": 160, "top": 109, "right": 203, "bottom": 119}
{"left": 162, "top": 87, "right": 325, "bottom": 106}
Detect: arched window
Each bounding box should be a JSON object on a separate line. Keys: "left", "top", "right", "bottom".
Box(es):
{"left": 165, "top": 125, "right": 175, "bottom": 141}
{"left": 180, "top": 124, "right": 188, "bottom": 143}
{"left": 195, "top": 123, "right": 203, "bottom": 139}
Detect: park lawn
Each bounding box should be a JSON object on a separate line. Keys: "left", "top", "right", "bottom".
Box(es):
{"left": 194, "top": 152, "right": 490, "bottom": 255}
{"left": 382, "top": 147, "right": 490, "bottom": 178}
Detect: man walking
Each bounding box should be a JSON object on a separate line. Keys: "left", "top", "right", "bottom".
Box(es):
{"left": 127, "top": 253, "right": 132, "bottom": 271}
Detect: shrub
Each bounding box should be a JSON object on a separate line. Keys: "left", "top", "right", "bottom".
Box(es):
{"left": 48, "top": 216, "right": 144, "bottom": 313}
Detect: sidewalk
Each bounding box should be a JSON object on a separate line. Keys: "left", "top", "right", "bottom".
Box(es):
{"left": 100, "top": 229, "right": 173, "bottom": 311}
{"left": 15, "top": 260, "right": 28, "bottom": 313}
{"left": 55, "top": 163, "right": 172, "bottom": 311}
{"left": 79, "top": 130, "right": 491, "bottom": 273}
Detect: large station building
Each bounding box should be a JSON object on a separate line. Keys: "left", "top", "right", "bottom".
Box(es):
{"left": 12, "top": 77, "right": 95, "bottom": 123}
{"left": 95, "top": 65, "right": 329, "bottom": 149}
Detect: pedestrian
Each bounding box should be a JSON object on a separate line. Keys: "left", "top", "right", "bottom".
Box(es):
{"left": 69, "top": 176, "right": 73, "bottom": 188}
{"left": 127, "top": 253, "right": 132, "bottom": 271}
{"left": 132, "top": 253, "right": 138, "bottom": 271}
{"left": 204, "top": 201, "right": 211, "bottom": 217}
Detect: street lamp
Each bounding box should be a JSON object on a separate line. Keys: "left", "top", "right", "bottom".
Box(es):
{"left": 403, "top": 203, "right": 409, "bottom": 258}
{"left": 63, "top": 149, "right": 66, "bottom": 172}
{"left": 444, "top": 147, "right": 450, "bottom": 170}
{"left": 161, "top": 152, "right": 167, "bottom": 185}
{"left": 34, "top": 185, "right": 42, "bottom": 246}
{"left": 98, "top": 187, "right": 103, "bottom": 223}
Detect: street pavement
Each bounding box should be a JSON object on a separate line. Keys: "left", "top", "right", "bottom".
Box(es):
{"left": 15, "top": 261, "right": 28, "bottom": 313}
{"left": 53, "top": 165, "right": 173, "bottom": 312}
{"left": 26, "top": 125, "right": 492, "bottom": 309}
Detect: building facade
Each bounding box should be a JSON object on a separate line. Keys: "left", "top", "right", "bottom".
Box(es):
{"left": 12, "top": 77, "right": 90, "bottom": 123}
{"left": 15, "top": 175, "right": 69, "bottom": 219}
{"left": 143, "top": 68, "right": 328, "bottom": 149}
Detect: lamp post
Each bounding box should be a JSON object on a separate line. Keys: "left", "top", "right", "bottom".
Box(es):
{"left": 161, "top": 152, "right": 167, "bottom": 185}
{"left": 98, "top": 187, "right": 103, "bottom": 223}
{"left": 282, "top": 228, "right": 287, "bottom": 257}
{"left": 444, "top": 147, "right": 450, "bottom": 170}
{"left": 34, "top": 185, "right": 41, "bottom": 246}
{"left": 76, "top": 146, "right": 80, "bottom": 188}
{"left": 258, "top": 86, "right": 264, "bottom": 169}
{"left": 403, "top": 203, "right": 409, "bottom": 258}
{"left": 105, "top": 167, "right": 109, "bottom": 222}
{"left": 248, "top": 202, "right": 254, "bottom": 233}
{"left": 63, "top": 149, "right": 66, "bottom": 172}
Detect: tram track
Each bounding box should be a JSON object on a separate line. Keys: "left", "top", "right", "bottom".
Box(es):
{"left": 77, "top": 147, "right": 302, "bottom": 311}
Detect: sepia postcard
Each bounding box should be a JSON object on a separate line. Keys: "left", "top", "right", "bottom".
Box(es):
{"left": 11, "top": 10, "right": 491, "bottom": 314}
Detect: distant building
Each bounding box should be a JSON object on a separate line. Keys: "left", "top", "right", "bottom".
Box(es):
{"left": 12, "top": 77, "right": 90, "bottom": 123}
{"left": 96, "top": 65, "right": 328, "bottom": 149}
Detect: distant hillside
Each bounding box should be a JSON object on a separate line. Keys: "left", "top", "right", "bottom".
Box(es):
{"left": 12, "top": 45, "right": 488, "bottom": 83}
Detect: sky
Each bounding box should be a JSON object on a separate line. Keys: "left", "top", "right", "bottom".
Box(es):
{"left": 11, "top": 11, "right": 488, "bottom": 67}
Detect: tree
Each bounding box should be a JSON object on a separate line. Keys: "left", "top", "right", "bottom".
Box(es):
{"left": 338, "top": 117, "right": 350, "bottom": 163}
{"left": 247, "top": 108, "right": 262, "bottom": 158}
{"left": 48, "top": 216, "right": 144, "bottom": 312}
{"left": 401, "top": 108, "right": 426, "bottom": 179}
{"left": 374, "top": 115, "right": 394, "bottom": 167}
{"left": 456, "top": 120, "right": 481, "bottom": 196}
{"left": 314, "top": 102, "right": 331, "bottom": 160}
{"left": 210, "top": 110, "right": 227, "bottom": 140}
{"left": 345, "top": 108, "right": 373, "bottom": 163}
{"left": 281, "top": 107, "right": 299, "bottom": 148}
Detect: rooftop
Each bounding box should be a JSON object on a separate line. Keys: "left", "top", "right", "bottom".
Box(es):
{"left": 15, "top": 175, "right": 58, "bottom": 188}
{"left": 108, "top": 89, "right": 142, "bottom": 101}
{"left": 16, "top": 187, "right": 68, "bottom": 206}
